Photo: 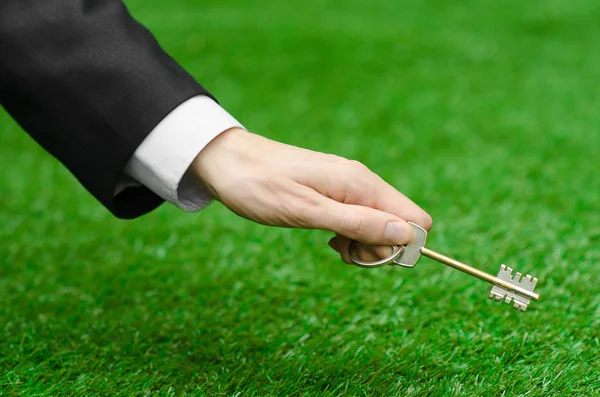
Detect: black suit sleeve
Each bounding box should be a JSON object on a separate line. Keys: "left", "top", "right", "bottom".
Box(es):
{"left": 0, "top": 0, "right": 213, "bottom": 218}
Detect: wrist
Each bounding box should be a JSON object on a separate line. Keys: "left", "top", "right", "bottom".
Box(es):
{"left": 189, "top": 127, "right": 248, "bottom": 199}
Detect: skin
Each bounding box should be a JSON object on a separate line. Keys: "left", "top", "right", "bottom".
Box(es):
{"left": 190, "top": 127, "right": 433, "bottom": 263}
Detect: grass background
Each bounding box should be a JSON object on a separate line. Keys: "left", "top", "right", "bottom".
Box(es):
{"left": 1, "top": 0, "right": 599, "bottom": 395}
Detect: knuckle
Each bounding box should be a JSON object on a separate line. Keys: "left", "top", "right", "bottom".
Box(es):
{"left": 341, "top": 211, "right": 364, "bottom": 238}
{"left": 347, "top": 159, "right": 370, "bottom": 173}
{"left": 325, "top": 153, "right": 347, "bottom": 164}
{"left": 287, "top": 193, "right": 322, "bottom": 229}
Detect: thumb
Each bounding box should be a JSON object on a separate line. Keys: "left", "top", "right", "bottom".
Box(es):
{"left": 311, "top": 198, "right": 414, "bottom": 246}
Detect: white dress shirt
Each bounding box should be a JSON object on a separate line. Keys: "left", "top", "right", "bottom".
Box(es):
{"left": 120, "top": 95, "right": 243, "bottom": 211}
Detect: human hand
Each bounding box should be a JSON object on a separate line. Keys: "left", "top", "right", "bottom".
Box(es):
{"left": 190, "top": 128, "right": 432, "bottom": 263}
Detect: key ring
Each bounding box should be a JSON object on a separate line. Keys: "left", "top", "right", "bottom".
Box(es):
{"left": 348, "top": 241, "right": 405, "bottom": 268}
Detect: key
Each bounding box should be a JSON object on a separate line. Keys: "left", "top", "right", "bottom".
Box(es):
{"left": 348, "top": 222, "right": 540, "bottom": 311}
{"left": 488, "top": 265, "right": 538, "bottom": 311}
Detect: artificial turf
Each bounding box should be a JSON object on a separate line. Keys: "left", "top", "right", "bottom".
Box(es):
{"left": 1, "top": 0, "right": 599, "bottom": 395}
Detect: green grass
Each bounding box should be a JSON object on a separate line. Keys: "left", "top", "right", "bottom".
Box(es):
{"left": 1, "top": 0, "right": 599, "bottom": 395}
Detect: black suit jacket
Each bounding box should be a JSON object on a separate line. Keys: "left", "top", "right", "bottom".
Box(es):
{"left": 0, "top": 0, "right": 212, "bottom": 218}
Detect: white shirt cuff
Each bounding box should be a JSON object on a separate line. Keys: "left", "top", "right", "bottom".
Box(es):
{"left": 121, "top": 95, "right": 243, "bottom": 211}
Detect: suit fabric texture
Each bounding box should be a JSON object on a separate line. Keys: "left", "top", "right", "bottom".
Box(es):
{"left": 0, "top": 0, "right": 212, "bottom": 218}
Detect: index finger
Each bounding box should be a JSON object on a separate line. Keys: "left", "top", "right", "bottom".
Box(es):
{"left": 327, "top": 160, "right": 433, "bottom": 231}
{"left": 370, "top": 173, "right": 433, "bottom": 231}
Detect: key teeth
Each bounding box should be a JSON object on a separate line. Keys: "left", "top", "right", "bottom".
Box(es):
{"left": 498, "top": 264, "right": 538, "bottom": 289}
{"left": 501, "top": 264, "right": 513, "bottom": 277}
{"left": 513, "top": 297, "right": 529, "bottom": 311}
{"left": 490, "top": 292, "right": 529, "bottom": 312}
{"left": 515, "top": 272, "right": 523, "bottom": 282}
{"left": 514, "top": 302, "right": 527, "bottom": 312}
{"left": 490, "top": 264, "right": 538, "bottom": 313}
{"left": 488, "top": 289, "right": 505, "bottom": 302}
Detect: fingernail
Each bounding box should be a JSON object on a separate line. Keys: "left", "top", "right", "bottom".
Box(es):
{"left": 384, "top": 221, "right": 413, "bottom": 244}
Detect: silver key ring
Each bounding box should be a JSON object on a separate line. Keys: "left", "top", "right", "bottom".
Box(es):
{"left": 348, "top": 241, "right": 405, "bottom": 268}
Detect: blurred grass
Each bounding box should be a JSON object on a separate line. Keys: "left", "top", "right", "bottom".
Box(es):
{"left": 1, "top": 0, "right": 599, "bottom": 395}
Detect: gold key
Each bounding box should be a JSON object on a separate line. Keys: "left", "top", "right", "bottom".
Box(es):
{"left": 348, "top": 222, "right": 540, "bottom": 312}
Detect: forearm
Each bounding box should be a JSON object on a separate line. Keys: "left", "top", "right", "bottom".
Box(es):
{"left": 0, "top": 0, "right": 209, "bottom": 218}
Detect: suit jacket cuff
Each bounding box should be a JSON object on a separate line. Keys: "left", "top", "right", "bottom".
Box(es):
{"left": 121, "top": 95, "right": 243, "bottom": 211}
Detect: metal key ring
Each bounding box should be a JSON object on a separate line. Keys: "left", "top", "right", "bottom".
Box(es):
{"left": 348, "top": 241, "right": 405, "bottom": 268}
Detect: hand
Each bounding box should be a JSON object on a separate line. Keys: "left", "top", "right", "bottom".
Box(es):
{"left": 190, "top": 128, "right": 432, "bottom": 263}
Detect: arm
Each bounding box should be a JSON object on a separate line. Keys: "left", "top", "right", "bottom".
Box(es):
{"left": 0, "top": 0, "right": 432, "bottom": 261}
{"left": 0, "top": 0, "right": 208, "bottom": 218}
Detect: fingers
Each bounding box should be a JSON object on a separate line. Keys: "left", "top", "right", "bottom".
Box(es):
{"left": 329, "top": 235, "right": 394, "bottom": 264}
{"left": 312, "top": 197, "right": 414, "bottom": 246}
{"left": 375, "top": 187, "right": 433, "bottom": 232}
{"left": 310, "top": 158, "right": 433, "bottom": 232}
{"left": 362, "top": 242, "right": 394, "bottom": 259}
{"left": 365, "top": 176, "right": 433, "bottom": 232}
